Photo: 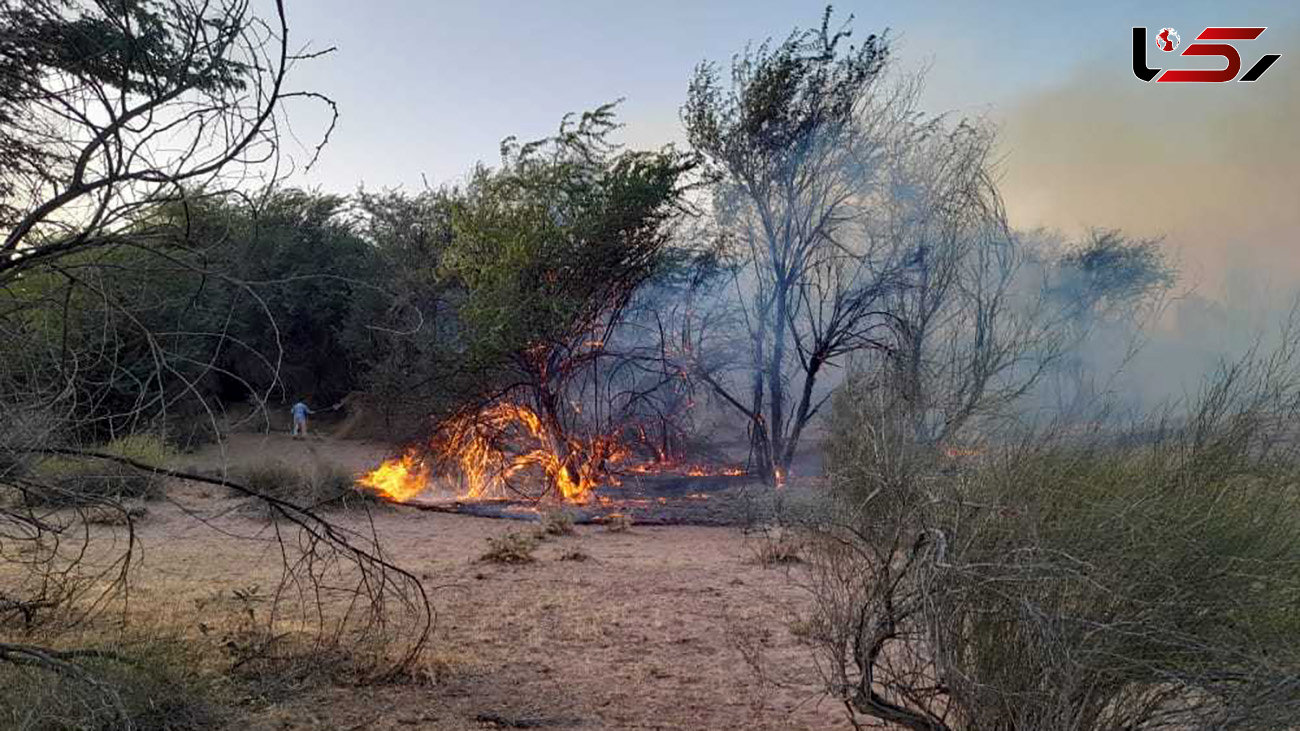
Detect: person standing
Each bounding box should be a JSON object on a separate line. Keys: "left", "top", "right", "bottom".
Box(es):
{"left": 291, "top": 399, "right": 313, "bottom": 438}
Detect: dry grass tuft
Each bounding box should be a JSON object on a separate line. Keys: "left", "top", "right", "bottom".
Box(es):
{"left": 237, "top": 459, "right": 384, "bottom": 513}
{"left": 25, "top": 434, "right": 173, "bottom": 506}
{"left": 558, "top": 547, "right": 590, "bottom": 562}
{"left": 749, "top": 527, "right": 804, "bottom": 566}
{"left": 0, "top": 635, "right": 226, "bottom": 731}
{"left": 398, "top": 650, "right": 478, "bottom": 686}
{"left": 479, "top": 532, "right": 540, "bottom": 564}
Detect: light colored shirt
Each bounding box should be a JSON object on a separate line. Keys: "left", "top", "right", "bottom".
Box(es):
{"left": 292, "top": 402, "right": 309, "bottom": 420}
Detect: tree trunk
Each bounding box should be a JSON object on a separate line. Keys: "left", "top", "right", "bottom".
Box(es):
{"left": 767, "top": 281, "right": 789, "bottom": 481}
{"left": 749, "top": 315, "right": 774, "bottom": 480}
{"left": 533, "top": 384, "right": 577, "bottom": 496}
{"left": 780, "top": 357, "right": 823, "bottom": 470}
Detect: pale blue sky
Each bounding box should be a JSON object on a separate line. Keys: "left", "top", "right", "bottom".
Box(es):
{"left": 277, "top": 1, "right": 1299, "bottom": 288}
{"left": 281, "top": 0, "right": 1295, "bottom": 187}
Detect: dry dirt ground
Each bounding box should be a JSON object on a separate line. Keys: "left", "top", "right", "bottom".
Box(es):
{"left": 99, "top": 434, "right": 847, "bottom": 730}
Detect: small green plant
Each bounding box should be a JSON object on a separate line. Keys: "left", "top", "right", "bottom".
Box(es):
{"left": 538, "top": 508, "right": 576, "bottom": 536}
{"left": 479, "top": 532, "right": 539, "bottom": 564}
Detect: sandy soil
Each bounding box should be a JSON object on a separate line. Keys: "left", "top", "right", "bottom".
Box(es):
{"left": 103, "top": 434, "right": 848, "bottom": 730}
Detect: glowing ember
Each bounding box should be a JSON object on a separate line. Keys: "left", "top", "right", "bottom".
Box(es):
{"left": 626, "top": 462, "right": 745, "bottom": 477}
{"left": 683, "top": 465, "right": 746, "bottom": 477}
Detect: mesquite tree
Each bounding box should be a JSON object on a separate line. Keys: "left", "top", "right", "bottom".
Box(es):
{"left": 682, "top": 8, "right": 895, "bottom": 478}
{"left": 441, "top": 104, "right": 697, "bottom": 498}
{"left": 683, "top": 6, "right": 1033, "bottom": 478}
{"left": 683, "top": 8, "right": 1053, "bottom": 476}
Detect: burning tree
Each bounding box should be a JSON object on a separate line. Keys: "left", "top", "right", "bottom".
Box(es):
{"left": 679, "top": 9, "right": 916, "bottom": 479}
{"left": 364, "top": 105, "right": 699, "bottom": 503}
{"left": 680, "top": 7, "right": 1066, "bottom": 477}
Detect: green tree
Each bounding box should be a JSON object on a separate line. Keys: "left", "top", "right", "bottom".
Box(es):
{"left": 440, "top": 104, "right": 696, "bottom": 498}
{"left": 1, "top": 0, "right": 432, "bottom": 715}
{"left": 1, "top": 0, "right": 337, "bottom": 432}
{"left": 3, "top": 189, "right": 385, "bottom": 440}
{"left": 347, "top": 187, "right": 465, "bottom": 434}
{"left": 201, "top": 190, "right": 382, "bottom": 406}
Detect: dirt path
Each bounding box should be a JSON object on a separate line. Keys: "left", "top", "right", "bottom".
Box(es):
{"left": 121, "top": 434, "right": 847, "bottom": 729}
{"left": 177, "top": 431, "right": 394, "bottom": 476}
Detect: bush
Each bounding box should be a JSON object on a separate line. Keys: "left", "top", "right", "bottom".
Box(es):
{"left": 479, "top": 532, "right": 539, "bottom": 564}
{"left": 558, "top": 547, "right": 590, "bottom": 562}
{"left": 749, "top": 526, "right": 803, "bottom": 566}
{"left": 238, "top": 459, "right": 302, "bottom": 498}
{"left": 800, "top": 350, "right": 1300, "bottom": 730}
{"left": 315, "top": 462, "right": 386, "bottom": 509}
{"left": 106, "top": 434, "right": 173, "bottom": 467}
{"left": 237, "top": 459, "right": 381, "bottom": 512}
{"left": 602, "top": 513, "right": 633, "bottom": 533}
{"left": 82, "top": 504, "right": 149, "bottom": 526}
{"left": 537, "top": 508, "right": 576, "bottom": 536}
{"left": 0, "top": 406, "right": 57, "bottom": 483}
{"left": 0, "top": 638, "right": 226, "bottom": 731}
{"left": 26, "top": 434, "right": 172, "bottom": 506}
{"left": 163, "top": 410, "right": 223, "bottom": 453}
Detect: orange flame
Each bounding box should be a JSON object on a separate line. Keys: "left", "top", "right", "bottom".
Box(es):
{"left": 361, "top": 402, "right": 618, "bottom": 504}
{"left": 357, "top": 451, "right": 429, "bottom": 502}
{"left": 360, "top": 400, "right": 750, "bottom": 504}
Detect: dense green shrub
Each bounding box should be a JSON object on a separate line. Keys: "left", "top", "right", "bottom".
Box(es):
{"left": 25, "top": 435, "right": 173, "bottom": 506}
{"left": 804, "top": 353, "right": 1300, "bottom": 730}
